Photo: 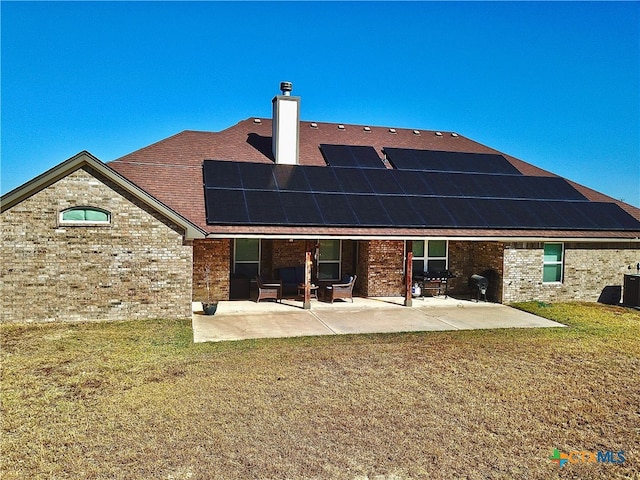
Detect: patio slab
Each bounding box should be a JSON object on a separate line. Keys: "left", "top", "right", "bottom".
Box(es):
{"left": 192, "top": 297, "right": 565, "bottom": 343}
{"left": 193, "top": 310, "right": 334, "bottom": 342}
{"left": 312, "top": 307, "right": 453, "bottom": 334}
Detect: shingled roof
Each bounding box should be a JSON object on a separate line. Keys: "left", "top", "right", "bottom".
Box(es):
{"left": 108, "top": 118, "right": 640, "bottom": 239}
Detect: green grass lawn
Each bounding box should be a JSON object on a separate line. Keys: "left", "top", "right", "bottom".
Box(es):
{"left": 1, "top": 302, "right": 639, "bottom": 479}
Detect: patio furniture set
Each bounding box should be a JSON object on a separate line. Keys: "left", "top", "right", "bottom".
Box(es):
{"left": 256, "top": 275, "right": 357, "bottom": 303}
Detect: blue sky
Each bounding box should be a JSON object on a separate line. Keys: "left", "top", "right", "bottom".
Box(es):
{"left": 2, "top": 1, "right": 639, "bottom": 207}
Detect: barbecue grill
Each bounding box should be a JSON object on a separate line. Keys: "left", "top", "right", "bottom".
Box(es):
{"left": 413, "top": 271, "right": 455, "bottom": 299}
{"left": 469, "top": 274, "right": 489, "bottom": 302}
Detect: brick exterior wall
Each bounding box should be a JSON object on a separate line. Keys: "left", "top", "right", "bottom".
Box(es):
{"left": 448, "top": 241, "right": 505, "bottom": 302}
{"left": 271, "top": 240, "right": 306, "bottom": 275}
{"left": 358, "top": 240, "right": 405, "bottom": 296}
{"left": 502, "top": 242, "right": 640, "bottom": 303}
{"left": 192, "top": 239, "right": 231, "bottom": 302}
{"left": 1, "top": 167, "right": 193, "bottom": 323}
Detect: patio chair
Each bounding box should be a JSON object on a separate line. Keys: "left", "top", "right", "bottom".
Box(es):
{"left": 325, "top": 275, "right": 357, "bottom": 303}
{"left": 256, "top": 276, "right": 282, "bottom": 303}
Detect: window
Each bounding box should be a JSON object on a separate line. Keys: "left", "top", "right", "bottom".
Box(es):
{"left": 60, "top": 207, "right": 110, "bottom": 224}
{"left": 318, "top": 239, "right": 341, "bottom": 280}
{"left": 234, "top": 239, "right": 260, "bottom": 278}
{"left": 543, "top": 243, "right": 563, "bottom": 283}
{"left": 412, "top": 240, "right": 448, "bottom": 274}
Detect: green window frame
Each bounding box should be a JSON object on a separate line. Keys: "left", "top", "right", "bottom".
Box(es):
{"left": 318, "top": 239, "right": 341, "bottom": 280}
{"left": 234, "top": 239, "right": 261, "bottom": 279}
{"left": 543, "top": 243, "right": 564, "bottom": 283}
{"left": 60, "top": 207, "right": 110, "bottom": 224}
{"left": 411, "top": 240, "right": 448, "bottom": 274}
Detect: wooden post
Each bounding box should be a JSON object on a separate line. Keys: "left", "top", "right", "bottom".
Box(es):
{"left": 404, "top": 240, "right": 413, "bottom": 307}
{"left": 303, "top": 248, "right": 312, "bottom": 310}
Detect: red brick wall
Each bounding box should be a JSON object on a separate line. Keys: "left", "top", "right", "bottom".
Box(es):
{"left": 271, "top": 240, "right": 306, "bottom": 274}
{"left": 360, "top": 240, "right": 405, "bottom": 296}
{"left": 193, "top": 239, "right": 230, "bottom": 302}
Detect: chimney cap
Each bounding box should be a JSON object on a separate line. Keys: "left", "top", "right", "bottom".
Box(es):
{"left": 280, "top": 81, "right": 293, "bottom": 95}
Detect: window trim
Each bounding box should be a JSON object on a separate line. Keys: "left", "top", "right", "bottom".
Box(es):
{"left": 59, "top": 207, "right": 111, "bottom": 226}
{"left": 542, "top": 242, "right": 564, "bottom": 284}
{"left": 233, "top": 238, "right": 261, "bottom": 277}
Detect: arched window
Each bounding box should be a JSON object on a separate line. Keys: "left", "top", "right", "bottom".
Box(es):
{"left": 60, "top": 207, "right": 111, "bottom": 225}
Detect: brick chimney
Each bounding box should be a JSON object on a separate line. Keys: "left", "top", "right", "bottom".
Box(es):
{"left": 272, "top": 81, "right": 300, "bottom": 164}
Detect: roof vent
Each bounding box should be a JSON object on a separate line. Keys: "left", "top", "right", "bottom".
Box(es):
{"left": 363, "top": 126, "right": 371, "bottom": 132}
{"left": 253, "top": 118, "right": 262, "bottom": 124}
{"left": 338, "top": 124, "right": 345, "bottom": 130}
{"left": 310, "top": 122, "right": 318, "bottom": 129}
{"left": 435, "top": 131, "right": 443, "bottom": 136}
{"left": 413, "top": 130, "right": 421, "bottom": 136}
{"left": 388, "top": 128, "right": 397, "bottom": 134}
{"left": 280, "top": 81, "right": 293, "bottom": 96}
{"left": 451, "top": 132, "right": 459, "bottom": 137}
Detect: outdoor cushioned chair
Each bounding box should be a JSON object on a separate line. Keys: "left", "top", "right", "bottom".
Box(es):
{"left": 276, "top": 266, "right": 305, "bottom": 296}
{"left": 325, "top": 275, "right": 357, "bottom": 303}
{"left": 256, "top": 276, "right": 282, "bottom": 303}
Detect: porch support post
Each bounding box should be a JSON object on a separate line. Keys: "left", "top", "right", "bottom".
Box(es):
{"left": 404, "top": 240, "right": 413, "bottom": 307}
{"left": 303, "top": 246, "right": 312, "bottom": 310}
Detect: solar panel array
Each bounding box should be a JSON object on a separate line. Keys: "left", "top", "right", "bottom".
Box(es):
{"left": 203, "top": 158, "right": 640, "bottom": 230}
{"left": 384, "top": 147, "right": 522, "bottom": 175}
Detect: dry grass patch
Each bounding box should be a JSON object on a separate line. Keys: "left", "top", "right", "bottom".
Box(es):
{"left": 2, "top": 303, "right": 639, "bottom": 479}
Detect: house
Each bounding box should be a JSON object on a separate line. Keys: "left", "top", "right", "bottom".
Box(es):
{"left": 2, "top": 82, "right": 639, "bottom": 322}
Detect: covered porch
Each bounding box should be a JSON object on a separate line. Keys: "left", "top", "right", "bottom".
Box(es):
{"left": 192, "top": 237, "right": 506, "bottom": 307}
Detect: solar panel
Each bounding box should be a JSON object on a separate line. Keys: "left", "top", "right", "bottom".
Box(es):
{"left": 273, "top": 164, "right": 312, "bottom": 192}
{"left": 239, "top": 162, "right": 277, "bottom": 190}
{"left": 524, "top": 176, "right": 586, "bottom": 201}
{"left": 577, "top": 202, "right": 640, "bottom": 230}
{"left": 410, "top": 197, "right": 457, "bottom": 227}
{"left": 444, "top": 198, "right": 488, "bottom": 227}
{"left": 469, "top": 198, "right": 517, "bottom": 228}
{"left": 347, "top": 195, "right": 392, "bottom": 226}
{"left": 363, "top": 169, "right": 405, "bottom": 194}
{"left": 385, "top": 147, "right": 522, "bottom": 175}
{"left": 203, "top": 161, "right": 242, "bottom": 189}
{"left": 498, "top": 199, "right": 559, "bottom": 229}
{"left": 314, "top": 193, "right": 359, "bottom": 225}
{"left": 320, "top": 144, "right": 386, "bottom": 169}
{"left": 334, "top": 168, "right": 374, "bottom": 194}
{"left": 302, "top": 165, "right": 341, "bottom": 193}
{"left": 380, "top": 195, "right": 424, "bottom": 227}
{"left": 421, "top": 172, "right": 465, "bottom": 197}
{"left": 547, "top": 201, "right": 598, "bottom": 230}
{"left": 280, "top": 192, "right": 324, "bottom": 225}
{"left": 202, "top": 160, "right": 640, "bottom": 231}
{"left": 244, "top": 190, "right": 286, "bottom": 224}
{"left": 390, "top": 170, "right": 430, "bottom": 195}
{"left": 205, "top": 188, "right": 248, "bottom": 224}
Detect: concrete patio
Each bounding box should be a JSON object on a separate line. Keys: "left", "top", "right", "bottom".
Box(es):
{"left": 192, "top": 296, "right": 565, "bottom": 343}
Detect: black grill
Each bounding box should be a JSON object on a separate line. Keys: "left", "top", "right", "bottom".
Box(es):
{"left": 412, "top": 271, "right": 455, "bottom": 298}
{"left": 469, "top": 274, "right": 489, "bottom": 302}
